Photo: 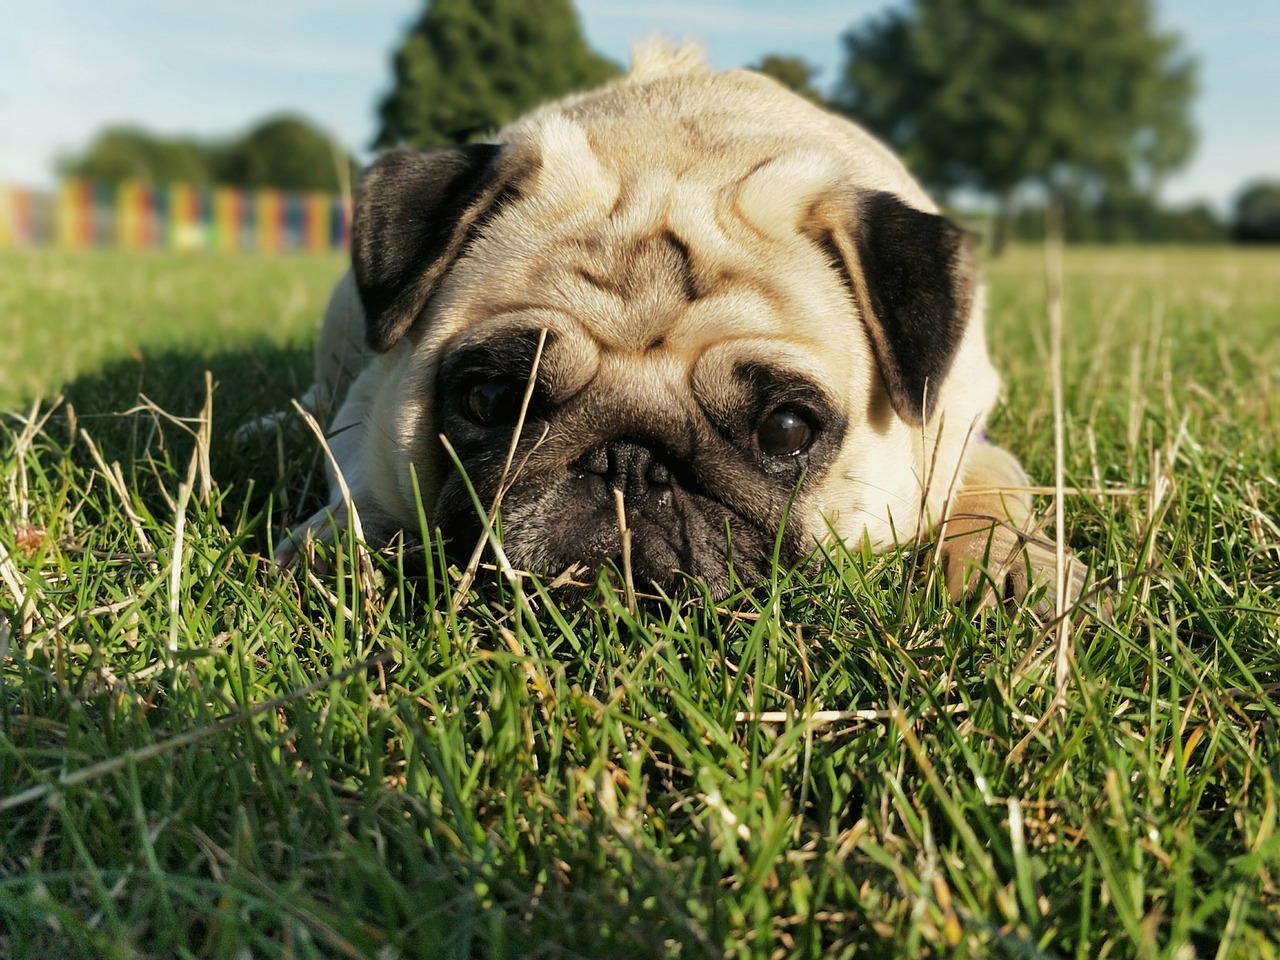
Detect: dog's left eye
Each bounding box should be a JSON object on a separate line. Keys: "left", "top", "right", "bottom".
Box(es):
{"left": 754, "top": 407, "right": 815, "bottom": 457}
{"left": 465, "top": 381, "right": 521, "bottom": 427}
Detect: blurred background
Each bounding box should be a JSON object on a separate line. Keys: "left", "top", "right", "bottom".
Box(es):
{"left": 2, "top": 0, "right": 1278, "bottom": 252}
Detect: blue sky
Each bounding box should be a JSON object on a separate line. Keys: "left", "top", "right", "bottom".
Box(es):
{"left": 3, "top": 1, "right": 1277, "bottom": 212}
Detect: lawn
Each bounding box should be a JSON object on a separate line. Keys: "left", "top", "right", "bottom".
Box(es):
{"left": 1, "top": 245, "right": 1278, "bottom": 959}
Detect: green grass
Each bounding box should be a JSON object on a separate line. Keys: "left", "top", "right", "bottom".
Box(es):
{"left": 1, "top": 245, "right": 1278, "bottom": 959}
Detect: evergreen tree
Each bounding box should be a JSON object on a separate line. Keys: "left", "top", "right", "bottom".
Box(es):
{"left": 374, "top": 0, "right": 619, "bottom": 148}
{"left": 836, "top": 0, "right": 1197, "bottom": 251}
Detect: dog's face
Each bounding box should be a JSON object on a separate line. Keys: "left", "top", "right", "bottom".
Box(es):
{"left": 341, "top": 51, "right": 997, "bottom": 594}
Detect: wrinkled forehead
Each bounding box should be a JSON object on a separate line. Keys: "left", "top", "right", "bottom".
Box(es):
{"left": 432, "top": 116, "right": 866, "bottom": 392}
{"left": 494, "top": 110, "right": 852, "bottom": 270}
{"left": 436, "top": 251, "right": 861, "bottom": 408}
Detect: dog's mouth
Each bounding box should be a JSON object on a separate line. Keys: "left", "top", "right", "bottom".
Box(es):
{"left": 432, "top": 438, "right": 804, "bottom": 596}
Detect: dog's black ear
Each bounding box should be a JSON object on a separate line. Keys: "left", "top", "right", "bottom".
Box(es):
{"left": 352, "top": 144, "right": 509, "bottom": 352}
{"left": 824, "top": 191, "right": 976, "bottom": 425}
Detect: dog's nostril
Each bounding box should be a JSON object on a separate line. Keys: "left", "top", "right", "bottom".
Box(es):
{"left": 647, "top": 461, "right": 672, "bottom": 485}
{"left": 579, "top": 446, "right": 609, "bottom": 474}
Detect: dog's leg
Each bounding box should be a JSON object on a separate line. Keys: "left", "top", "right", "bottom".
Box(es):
{"left": 308, "top": 271, "right": 374, "bottom": 428}
{"left": 940, "top": 440, "right": 1088, "bottom": 616}
{"left": 272, "top": 496, "right": 408, "bottom": 570}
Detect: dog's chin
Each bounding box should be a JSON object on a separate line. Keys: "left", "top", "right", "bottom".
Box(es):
{"left": 433, "top": 479, "right": 796, "bottom": 598}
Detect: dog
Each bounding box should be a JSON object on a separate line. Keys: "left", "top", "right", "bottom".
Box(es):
{"left": 265, "top": 41, "right": 1085, "bottom": 611}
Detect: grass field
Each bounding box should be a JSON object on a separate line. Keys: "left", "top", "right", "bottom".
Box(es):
{"left": 1, "top": 245, "right": 1278, "bottom": 958}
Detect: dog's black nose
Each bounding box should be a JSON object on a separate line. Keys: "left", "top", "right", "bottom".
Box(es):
{"left": 576, "top": 440, "right": 674, "bottom": 504}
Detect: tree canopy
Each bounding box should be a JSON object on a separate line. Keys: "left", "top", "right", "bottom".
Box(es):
{"left": 374, "top": 0, "right": 619, "bottom": 148}
{"left": 59, "top": 127, "right": 211, "bottom": 185}
{"left": 210, "top": 116, "right": 355, "bottom": 192}
{"left": 835, "top": 0, "right": 1197, "bottom": 247}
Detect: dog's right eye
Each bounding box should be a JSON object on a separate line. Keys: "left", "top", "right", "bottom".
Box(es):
{"left": 465, "top": 381, "right": 521, "bottom": 427}
{"left": 754, "top": 407, "right": 815, "bottom": 458}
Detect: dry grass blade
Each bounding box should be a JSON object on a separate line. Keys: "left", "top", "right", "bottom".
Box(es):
{"left": 452, "top": 329, "right": 549, "bottom": 608}
{"left": 79, "top": 428, "right": 156, "bottom": 558}
{"left": 962, "top": 484, "right": 1143, "bottom": 498}
{"left": 1, "top": 399, "right": 67, "bottom": 637}
{"left": 46, "top": 598, "right": 140, "bottom": 636}
{"left": 124, "top": 371, "right": 215, "bottom": 505}
{"left": 924, "top": 416, "right": 979, "bottom": 604}
{"left": 1045, "top": 203, "right": 1073, "bottom": 707}
{"left": 166, "top": 375, "right": 215, "bottom": 655}
{"left": 735, "top": 704, "right": 971, "bottom": 725}
{"left": 0, "top": 540, "right": 41, "bottom": 636}
{"left": 613, "top": 488, "right": 636, "bottom": 616}
{"left": 1133, "top": 412, "right": 1188, "bottom": 606}
{"left": 8, "top": 396, "right": 64, "bottom": 529}
{"left": 167, "top": 477, "right": 195, "bottom": 657}
{"left": 290, "top": 400, "right": 377, "bottom": 596}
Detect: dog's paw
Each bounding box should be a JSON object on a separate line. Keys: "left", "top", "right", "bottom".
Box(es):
{"left": 273, "top": 504, "right": 344, "bottom": 570}
{"left": 233, "top": 409, "right": 298, "bottom": 448}
{"left": 273, "top": 499, "right": 411, "bottom": 575}
{"left": 940, "top": 517, "right": 1091, "bottom": 619}
{"left": 234, "top": 384, "right": 335, "bottom": 449}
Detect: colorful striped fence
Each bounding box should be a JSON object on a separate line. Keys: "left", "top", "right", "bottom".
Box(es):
{"left": 1, "top": 179, "right": 350, "bottom": 253}
{"left": 0, "top": 185, "right": 42, "bottom": 248}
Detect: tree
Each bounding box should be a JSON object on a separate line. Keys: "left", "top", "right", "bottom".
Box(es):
{"left": 59, "top": 127, "right": 212, "bottom": 184}
{"left": 1232, "top": 180, "right": 1280, "bottom": 243}
{"left": 375, "top": 0, "right": 619, "bottom": 148}
{"left": 751, "top": 55, "right": 826, "bottom": 105}
{"left": 59, "top": 117, "right": 356, "bottom": 191}
{"left": 835, "top": 0, "right": 1197, "bottom": 252}
{"left": 212, "top": 115, "right": 355, "bottom": 192}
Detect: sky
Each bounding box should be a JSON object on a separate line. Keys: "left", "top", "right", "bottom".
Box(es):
{"left": 2, "top": 0, "right": 1277, "bottom": 213}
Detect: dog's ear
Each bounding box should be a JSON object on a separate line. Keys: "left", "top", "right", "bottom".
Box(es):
{"left": 822, "top": 191, "right": 976, "bottom": 425}
{"left": 352, "top": 145, "right": 512, "bottom": 352}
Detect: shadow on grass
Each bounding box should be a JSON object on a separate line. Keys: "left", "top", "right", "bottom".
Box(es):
{"left": 28, "top": 340, "right": 322, "bottom": 554}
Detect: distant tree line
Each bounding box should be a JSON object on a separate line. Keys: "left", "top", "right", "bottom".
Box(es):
{"left": 61, "top": 0, "right": 1276, "bottom": 245}
{"left": 1007, "top": 194, "right": 1228, "bottom": 244}
{"left": 60, "top": 115, "right": 357, "bottom": 193}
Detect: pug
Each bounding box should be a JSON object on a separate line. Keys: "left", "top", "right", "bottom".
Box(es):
{"left": 271, "top": 41, "right": 1086, "bottom": 610}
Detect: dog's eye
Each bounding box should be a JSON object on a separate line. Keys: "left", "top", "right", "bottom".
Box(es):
{"left": 465, "top": 381, "right": 521, "bottom": 427}
{"left": 755, "top": 407, "right": 814, "bottom": 457}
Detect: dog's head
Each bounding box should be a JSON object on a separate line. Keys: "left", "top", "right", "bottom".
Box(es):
{"left": 347, "top": 47, "right": 997, "bottom": 594}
